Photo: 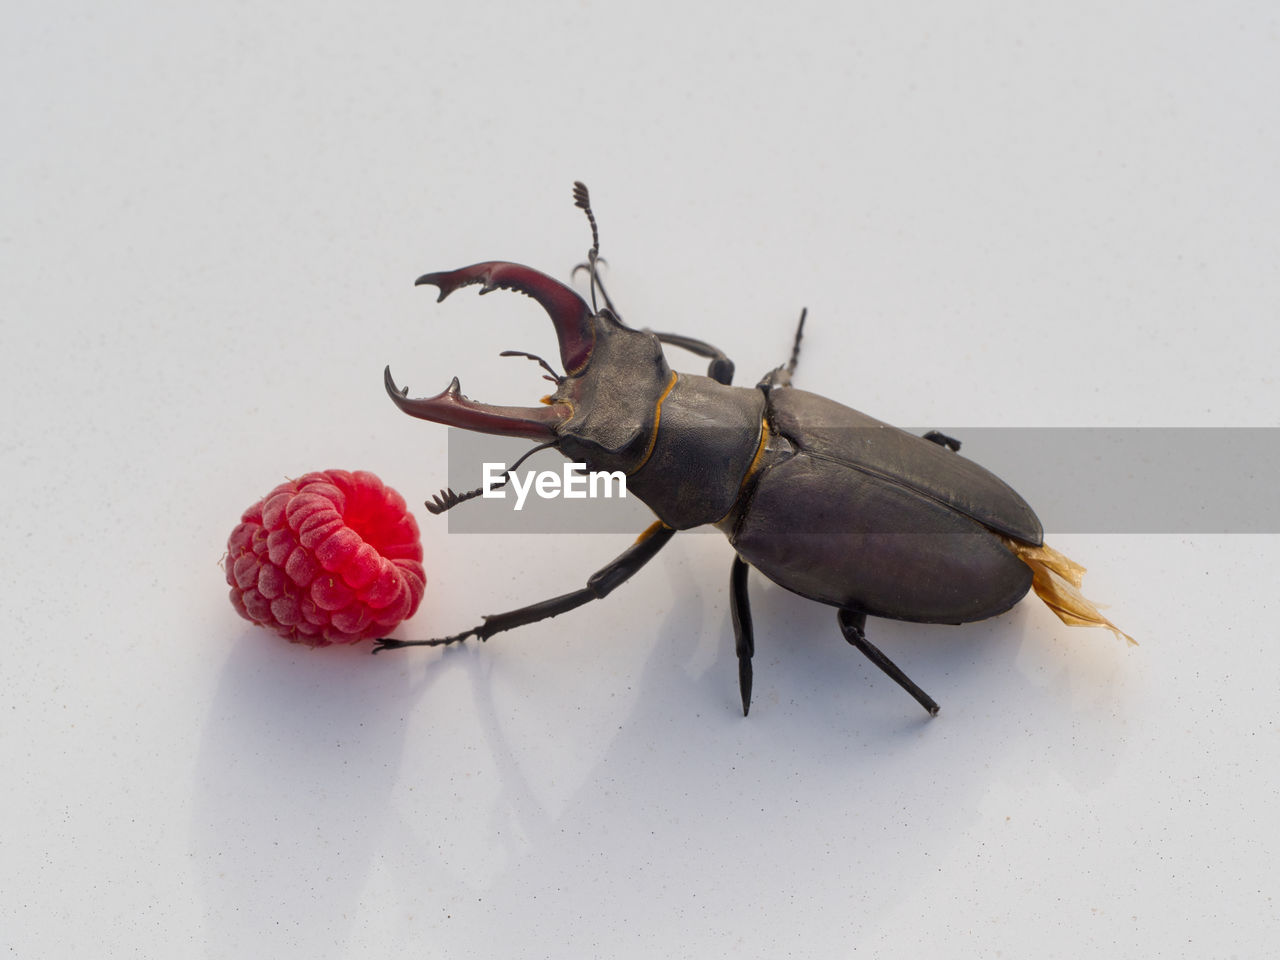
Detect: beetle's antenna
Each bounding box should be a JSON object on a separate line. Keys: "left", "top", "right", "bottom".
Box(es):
{"left": 425, "top": 486, "right": 482, "bottom": 515}
{"left": 423, "top": 440, "right": 560, "bottom": 515}
{"left": 756, "top": 308, "right": 807, "bottom": 391}
{"left": 572, "top": 181, "right": 622, "bottom": 318}
{"left": 497, "top": 440, "right": 560, "bottom": 480}
{"left": 572, "top": 182, "right": 600, "bottom": 313}
{"left": 786, "top": 308, "right": 806, "bottom": 378}
{"left": 499, "top": 349, "right": 563, "bottom": 384}
{"left": 573, "top": 181, "right": 599, "bottom": 264}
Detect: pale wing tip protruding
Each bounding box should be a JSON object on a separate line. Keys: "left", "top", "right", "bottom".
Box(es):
{"left": 1002, "top": 537, "right": 1137, "bottom": 646}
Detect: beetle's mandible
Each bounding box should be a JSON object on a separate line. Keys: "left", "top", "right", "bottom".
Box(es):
{"left": 375, "top": 183, "right": 1132, "bottom": 716}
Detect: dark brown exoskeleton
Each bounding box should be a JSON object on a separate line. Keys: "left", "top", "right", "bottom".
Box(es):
{"left": 375, "top": 183, "right": 1130, "bottom": 716}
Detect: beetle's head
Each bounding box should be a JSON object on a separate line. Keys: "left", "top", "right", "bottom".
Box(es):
{"left": 386, "top": 261, "right": 671, "bottom": 474}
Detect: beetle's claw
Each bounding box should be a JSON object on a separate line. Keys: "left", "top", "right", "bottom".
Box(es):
{"left": 414, "top": 271, "right": 457, "bottom": 303}
{"left": 370, "top": 628, "right": 481, "bottom": 653}
{"left": 415, "top": 270, "right": 501, "bottom": 301}
{"left": 411, "top": 261, "right": 595, "bottom": 373}
{"left": 384, "top": 366, "right": 405, "bottom": 397}
{"left": 384, "top": 365, "right": 562, "bottom": 440}
{"left": 571, "top": 256, "right": 608, "bottom": 279}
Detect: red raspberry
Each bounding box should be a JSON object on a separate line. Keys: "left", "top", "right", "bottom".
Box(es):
{"left": 225, "top": 470, "right": 426, "bottom": 647}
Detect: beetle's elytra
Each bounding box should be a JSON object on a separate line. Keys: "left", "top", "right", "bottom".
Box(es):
{"left": 375, "top": 183, "right": 1132, "bottom": 716}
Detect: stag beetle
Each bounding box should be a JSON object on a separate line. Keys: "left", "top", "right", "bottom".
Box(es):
{"left": 375, "top": 183, "right": 1129, "bottom": 716}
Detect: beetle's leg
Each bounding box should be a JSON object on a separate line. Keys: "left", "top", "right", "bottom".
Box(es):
{"left": 729, "top": 556, "right": 755, "bottom": 716}
{"left": 757, "top": 308, "right": 807, "bottom": 390}
{"left": 372, "top": 522, "right": 675, "bottom": 652}
{"left": 923, "top": 430, "right": 962, "bottom": 452}
{"left": 836, "top": 609, "right": 940, "bottom": 717}
{"left": 651, "top": 332, "right": 736, "bottom": 385}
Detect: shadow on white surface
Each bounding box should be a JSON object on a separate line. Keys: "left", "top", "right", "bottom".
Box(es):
{"left": 186, "top": 537, "right": 1138, "bottom": 955}
{"left": 191, "top": 632, "right": 421, "bottom": 954}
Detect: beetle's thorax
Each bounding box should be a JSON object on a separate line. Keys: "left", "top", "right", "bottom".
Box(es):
{"left": 551, "top": 313, "right": 770, "bottom": 530}
{"left": 623, "top": 373, "right": 767, "bottom": 529}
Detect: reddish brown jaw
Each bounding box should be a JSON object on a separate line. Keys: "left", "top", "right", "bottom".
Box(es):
{"left": 414, "top": 261, "right": 595, "bottom": 374}
{"left": 383, "top": 367, "right": 565, "bottom": 440}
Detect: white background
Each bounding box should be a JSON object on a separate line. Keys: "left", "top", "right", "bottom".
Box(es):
{"left": 4, "top": 2, "right": 1278, "bottom": 957}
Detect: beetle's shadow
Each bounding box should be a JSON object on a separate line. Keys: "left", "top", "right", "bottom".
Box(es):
{"left": 338, "top": 532, "right": 1134, "bottom": 953}
{"left": 427, "top": 537, "right": 1135, "bottom": 949}
{"left": 725, "top": 571, "right": 1132, "bottom": 789}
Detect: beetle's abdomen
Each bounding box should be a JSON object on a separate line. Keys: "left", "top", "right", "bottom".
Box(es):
{"left": 625, "top": 375, "right": 767, "bottom": 530}
{"left": 729, "top": 453, "right": 1034, "bottom": 623}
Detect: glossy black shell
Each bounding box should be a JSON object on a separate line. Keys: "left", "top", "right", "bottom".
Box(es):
{"left": 718, "top": 388, "right": 1042, "bottom": 624}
